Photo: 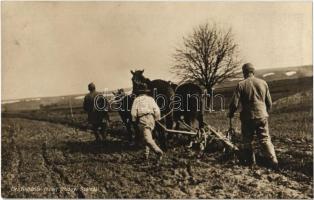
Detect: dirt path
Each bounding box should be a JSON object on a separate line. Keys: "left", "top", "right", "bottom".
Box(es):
{"left": 1, "top": 118, "right": 313, "bottom": 198}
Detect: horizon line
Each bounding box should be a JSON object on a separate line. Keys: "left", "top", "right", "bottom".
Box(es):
{"left": 2, "top": 64, "right": 312, "bottom": 102}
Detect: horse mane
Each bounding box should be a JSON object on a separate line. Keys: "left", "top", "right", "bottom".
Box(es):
{"left": 144, "top": 77, "right": 151, "bottom": 86}
{"left": 137, "top": 72, "right": 150, "bottom": 84}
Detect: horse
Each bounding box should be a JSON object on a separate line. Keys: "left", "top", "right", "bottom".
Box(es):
{"left": 172, "top": 82, "right": 205, "bottom": 130}
{"left": 131, "top": 70, "right": 175, "bottom": 148}
{"left": 112, "top": 89, "right": 136, "bottom": 143}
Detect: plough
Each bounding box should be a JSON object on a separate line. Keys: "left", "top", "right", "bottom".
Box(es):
{"left": 156, "top": 119, "right": 239, "bottom": 153}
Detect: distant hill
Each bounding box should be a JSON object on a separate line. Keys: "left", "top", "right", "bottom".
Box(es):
{"left": 216, "top": 65, "right": 312, "bottom": 88}
{"left": 2, "top": 65, "right": 312, "bottom": 112}
{"left": 273, "top": 89, "right": 312, "bottom": 111}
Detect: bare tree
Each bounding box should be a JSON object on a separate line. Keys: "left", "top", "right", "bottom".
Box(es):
{"left": 172, "top": 23, "right": 241, "bottom": 93}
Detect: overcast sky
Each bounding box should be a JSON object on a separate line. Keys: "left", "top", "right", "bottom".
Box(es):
{"left": 2, "top": 2, "right": 312, "bottom": 100}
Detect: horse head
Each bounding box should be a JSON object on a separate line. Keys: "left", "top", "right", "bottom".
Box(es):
{"left": 131, "top": 69, "right": 146, "bottom": 84}
{"left": 131, "top": 69, "right": 149, "bottom": 95}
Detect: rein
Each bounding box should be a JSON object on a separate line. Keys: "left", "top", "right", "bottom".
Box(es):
{"left": 158, "top": 81, "right": 190, "bottom": 121}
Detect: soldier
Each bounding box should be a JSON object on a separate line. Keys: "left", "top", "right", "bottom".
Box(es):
{"left": 131, "top": 83, "right": 163, "bottom": 160}
{"left": 83, "top": 82, "right": 109, "bottom": 142}
{"left": 228, "top": 63, "right": 278, "bottom": 169}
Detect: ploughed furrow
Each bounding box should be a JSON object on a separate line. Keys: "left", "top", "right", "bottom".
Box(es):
{"left": 1, "top": 124, "right": 21, "bottom": 198}
{"left": 2, "top": 119, "right": 57, "bottom": 198}
{"left": 1, "top": 118, "right": 90, "bottom": 198}
{"left": 1, "top": 117, "right": 313, "bottom": 198}
{"left": 41, "top": 142, "right": 70, "bottom": 198}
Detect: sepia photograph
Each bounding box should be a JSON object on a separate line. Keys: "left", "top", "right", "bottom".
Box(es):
{"left": 1, "top": 1, "right": 313, "bottom": 198}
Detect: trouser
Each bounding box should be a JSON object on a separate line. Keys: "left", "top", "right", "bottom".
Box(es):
{"left": 139, "top": 126, "right": 163, "bottom": 158}
{"left": 92, "top": 123, "right": 106, "bottom": 141}
{"left": 241, "top": 118, "right": 278, "bottom": 165}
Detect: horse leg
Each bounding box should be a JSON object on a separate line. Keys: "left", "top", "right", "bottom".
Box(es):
{"left": 132, "top": 122, "right": 141, "bottom": 146}
{"left": 98, "top": 121, "right": 108, "bottom": 142}
{"left": 172, "top": 112, "right": 180, "bottom": 130}
{"left": 157, "top": 118, "right": 167, "bottom": 150}
{"left": 191, "top": 118, "right": 199, "bottom": 130}
{"left": 184, "top": 114, "right": 192, "bottom": 127}
{"left": 92, "top": 124, "right": 101, "bottom": 142}
{"left": 166, "top": 113, "right": 173, "bottom": 130}
{"left": 125, "top": 119, "right": 133, "bottom": 143}
{"left": 197, "top": 113, "right": 205, "bottom": 129}
{"left": 165, "top": 113, "right": 175, "bottom": 146}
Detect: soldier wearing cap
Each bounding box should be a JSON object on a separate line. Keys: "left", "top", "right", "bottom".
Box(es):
{"left": 131, "top": 83, "right": 163, "bottom": 160}
{"left": 83, "top": 82, "right": 109, "bottom": 142}
{"left": 228, "top": 63, "right": 278, "bottom": 169}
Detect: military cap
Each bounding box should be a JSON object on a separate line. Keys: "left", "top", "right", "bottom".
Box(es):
{"left": 88, "top": 82, "right": 96, "bottom": 91}
{"left": 242, "top": 63, "right": 255, "bottom": 74}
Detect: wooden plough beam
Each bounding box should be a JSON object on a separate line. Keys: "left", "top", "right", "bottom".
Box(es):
{"left": 156, "top": 120, "right": 197, "bottom": 136}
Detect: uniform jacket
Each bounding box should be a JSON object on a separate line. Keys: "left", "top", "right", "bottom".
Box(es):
{"left": 83, "top": 91, "right": 108, "bottom": 124}
{"left": 229, "top": 75, "right": 272, "bottom": 120}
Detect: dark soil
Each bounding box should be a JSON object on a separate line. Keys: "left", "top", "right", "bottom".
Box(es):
{"left": 2, "top": 117, "right": 312, "bottom": 198}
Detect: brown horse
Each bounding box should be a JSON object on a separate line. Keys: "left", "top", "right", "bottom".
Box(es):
{"left": 172, "top": 82, "right": 205, "bottom": 130}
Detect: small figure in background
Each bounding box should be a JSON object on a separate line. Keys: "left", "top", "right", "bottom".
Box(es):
{"left": 83, "top": 82, "right": 110, "bottom": 142}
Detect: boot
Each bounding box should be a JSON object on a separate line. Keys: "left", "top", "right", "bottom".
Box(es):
{"left": 240, "top": 148, "right": 256, "bottom": 166}
{"left": 261, "top": 142, "right": 278, "bottom": 170}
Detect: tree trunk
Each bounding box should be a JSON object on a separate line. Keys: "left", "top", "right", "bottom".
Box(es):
{"left": 205, "top": 87, "right": 213, "bottom": 111}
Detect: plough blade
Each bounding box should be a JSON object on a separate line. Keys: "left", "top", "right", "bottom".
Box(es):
{"left": 205, "top": 125, "right": 239, "bottom": 151}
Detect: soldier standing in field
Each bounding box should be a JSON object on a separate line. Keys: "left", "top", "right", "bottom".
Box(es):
{"left": 228, "top": 63, "right": 278, "bottom": 169}
{"left": 131, "top": 83, "right": 163, "bottom": 160}
{"left": 83, "top": 82, "right": 109, "bottom": 142}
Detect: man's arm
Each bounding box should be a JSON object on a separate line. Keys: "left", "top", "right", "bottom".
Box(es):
{"left": 83, "top": 96, "right": 88, "bottom": 112}
{"left": 130, "top": 98, "right": 138, "bottom": 122}
{"left": 265, "top": 84, "right": 272, "bottom": 112}
{"left": 151, "top": 98, "right": 161, "bottom": 121}
{"left": 228, "top": 83, "right": 241, "bottom": 118}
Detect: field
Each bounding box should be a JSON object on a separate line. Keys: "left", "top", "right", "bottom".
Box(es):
{"left": 2, "top": 86, "right": 313, "bottom": 198}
